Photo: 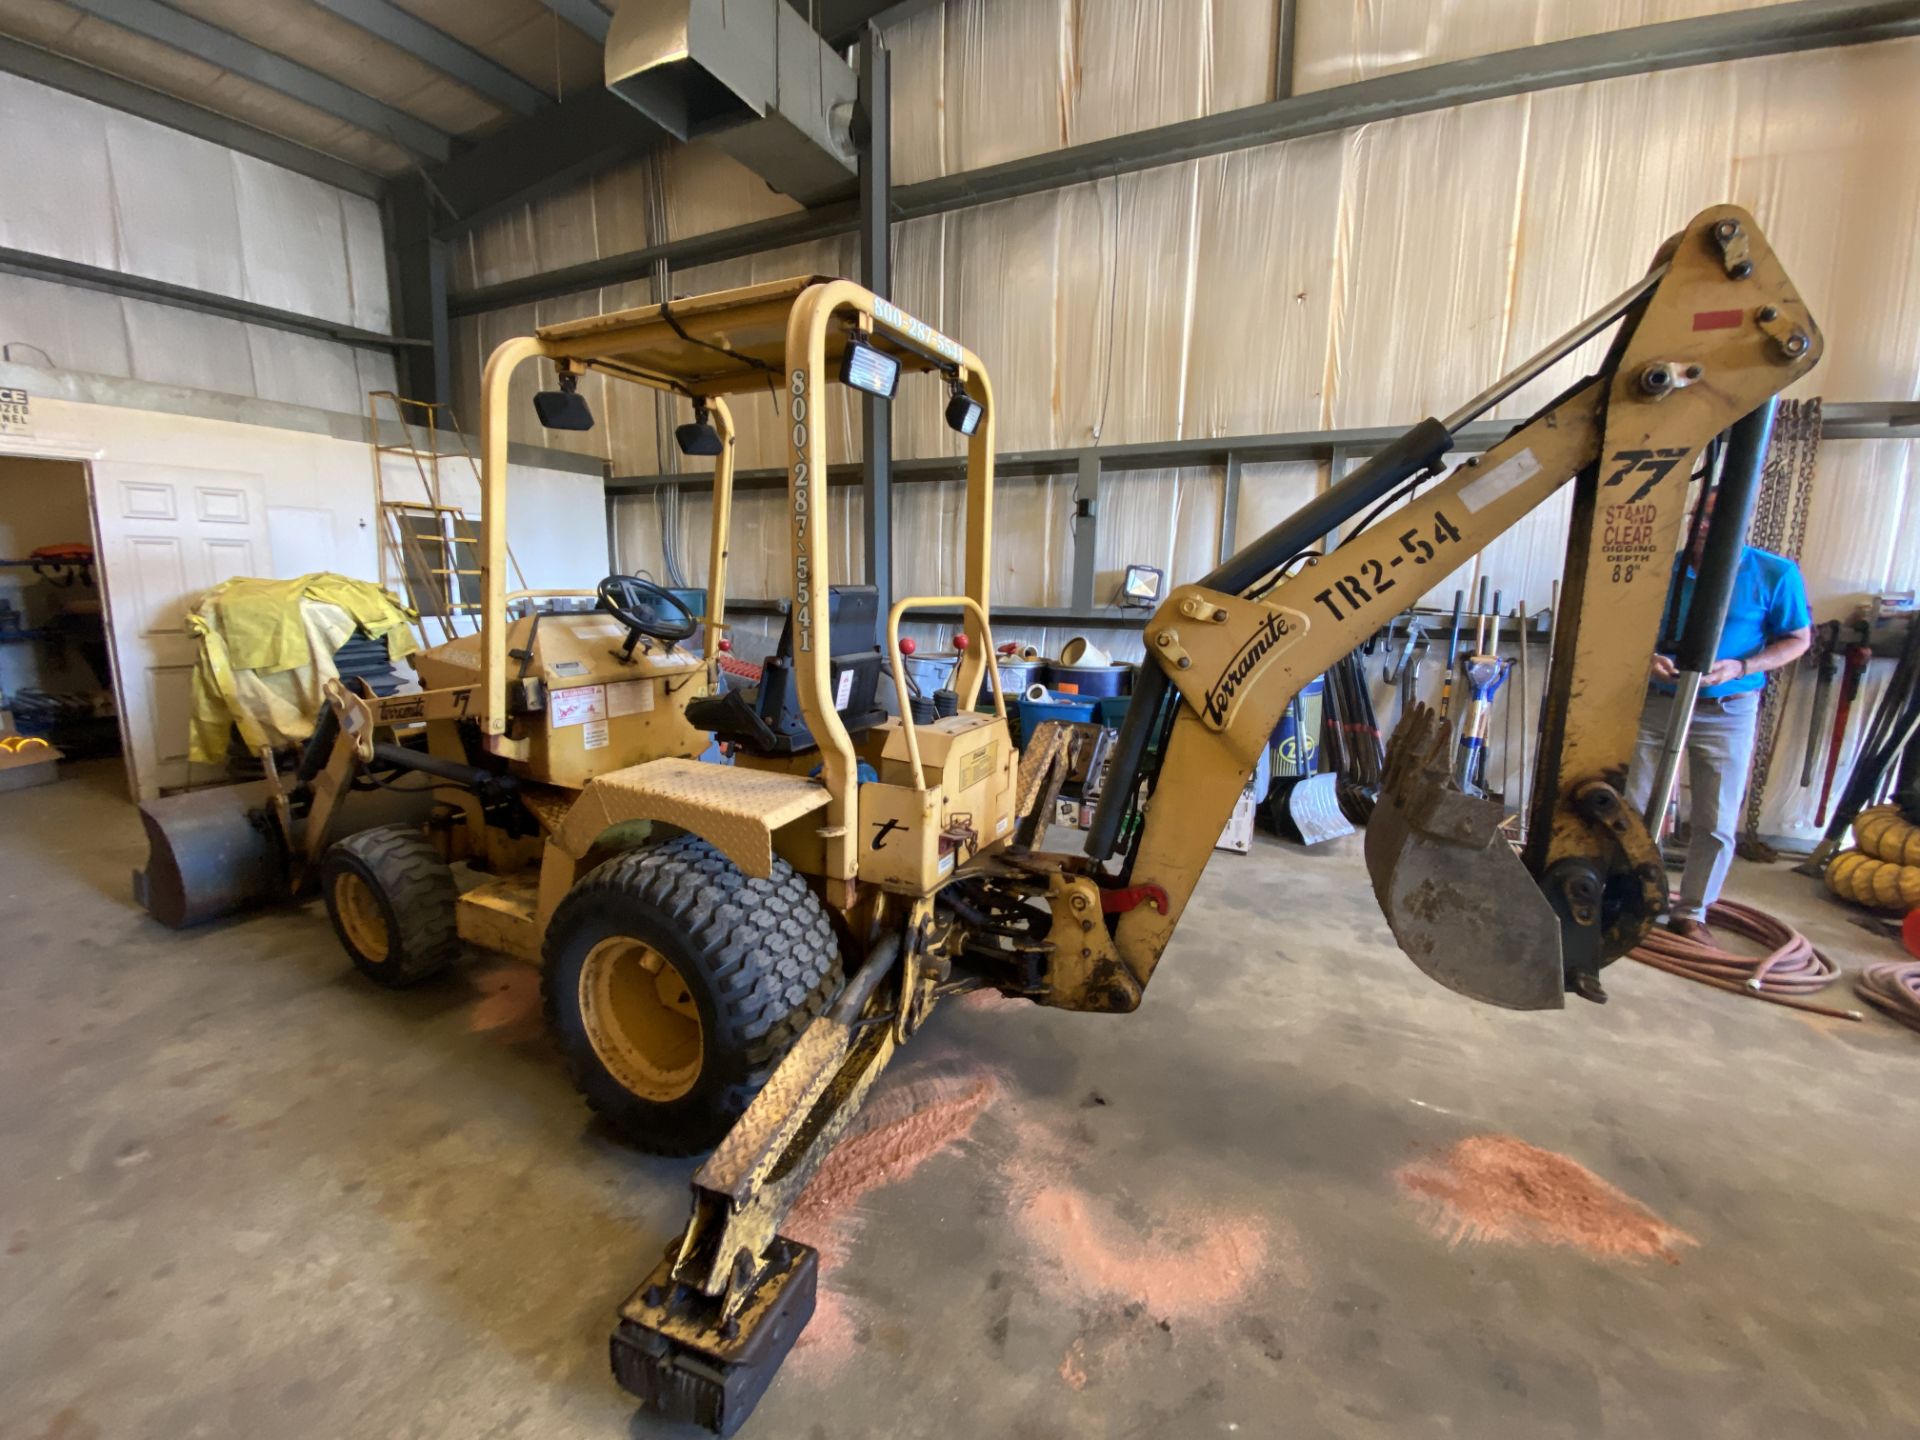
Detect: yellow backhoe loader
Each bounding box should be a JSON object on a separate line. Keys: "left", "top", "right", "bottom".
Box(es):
{"left": 155, "top": 206, "right": 1820, "bottom": 1435}
{"left": 492, "top": 208, "right": 1808, "bottom": 1435}
{"left": 132, "top": 309, "right": 865, "bottom": 1153}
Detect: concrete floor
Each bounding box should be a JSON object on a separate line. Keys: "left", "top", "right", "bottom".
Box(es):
{"left": 5, "top": 759, "right": 1919, "bottom": 1440}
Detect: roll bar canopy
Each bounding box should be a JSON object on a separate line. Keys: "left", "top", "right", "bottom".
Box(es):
{"left": 473, "top": 278, "right": 998, "bottom": 897}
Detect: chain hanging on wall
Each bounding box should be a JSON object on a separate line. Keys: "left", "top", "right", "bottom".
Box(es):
{"left": 1740, "top": 396, "right": 1822, "bottom": 857}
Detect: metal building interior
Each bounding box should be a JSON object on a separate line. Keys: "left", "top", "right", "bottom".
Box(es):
{"left": 2, "top": 1, "right": 1918, "bottom": 1437}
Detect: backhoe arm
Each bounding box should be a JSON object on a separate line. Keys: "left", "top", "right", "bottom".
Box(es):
{"left": 1058, "top": 205, "right": 1820, "bottom": 1014}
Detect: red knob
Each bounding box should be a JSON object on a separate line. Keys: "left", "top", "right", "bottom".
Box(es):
{"left": 718, "top": 637, "right": 732, "bottom": 652}
{"left": 953, "top": 632, "right": 969, "bottom": 650}
{"left": 899, "top": 636, "right": 917, "bottom": 656}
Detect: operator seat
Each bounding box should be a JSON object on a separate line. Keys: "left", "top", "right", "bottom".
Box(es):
{"left": 687, "top": 586, "right": 889, "bottom": 757}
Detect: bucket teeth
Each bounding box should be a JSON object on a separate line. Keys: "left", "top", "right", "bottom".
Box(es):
{"left": 1375, "top": 702, "right": 1504, "bottom": 850}
{"left": 1382, "top": 701, "right": 1451, "bottom": 793}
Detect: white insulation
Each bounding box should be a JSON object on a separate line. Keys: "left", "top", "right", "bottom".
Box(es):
{"left": 448, "top": 2, "right": 1919, "bottom": 838}
{"left": 0, "top": 71, "right": 395, "bottom": 408}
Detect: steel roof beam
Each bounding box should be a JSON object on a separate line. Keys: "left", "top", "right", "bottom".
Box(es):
{"left": 0, "top": 34, "right": 385, "bottom": 198}
{"left": 308, "top": 0, "right": 548, "bottom": 116}
{"left": 64, "top": 0, "right": 455, "bottom": 162}
{"left": 540, "top": 0, "right": 611, "bottom": 43}
{"left": 426, "top": 87, "right": 667, "bottom": 237}
{"left": 809, "top": 0, "right": 942, "bottom": 49}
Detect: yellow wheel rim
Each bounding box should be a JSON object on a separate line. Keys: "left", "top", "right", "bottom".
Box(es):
{"left": 579, "top": 938, "right": 704, "bottom": 1103}
{"left": 335, "top": 871, "right": 390, "bottom": 964}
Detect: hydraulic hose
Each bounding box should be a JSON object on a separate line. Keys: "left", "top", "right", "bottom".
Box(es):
{"left": 1855, "top": 963, "right": 1920, "bottom": 1034}
{"left": 1627, "top": 897, "right": 1856, "bottom": 1019}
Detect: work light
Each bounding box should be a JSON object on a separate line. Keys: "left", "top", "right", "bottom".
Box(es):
{"left": 532, "top": 371, "right": 594, "bottom": 431}
{"left": 675, "top": 402, "right": 724, "bottom": 457}
{"left": 944, "top": 377, "right": 983, "bottom": 436}
{"left": 839, "top": 336, "right": 901, "bottom": 399}
{"left": 1121, "top": 563, "right": 1164, "bottom": 607}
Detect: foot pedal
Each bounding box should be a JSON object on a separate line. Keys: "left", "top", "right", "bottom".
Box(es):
{"left": 610, "top": 1238, "right": 818, "bottom": 1437}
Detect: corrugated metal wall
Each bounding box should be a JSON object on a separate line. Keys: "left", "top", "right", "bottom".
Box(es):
{"left": 449, "top": 0, "right": 1920, "bottom": 836}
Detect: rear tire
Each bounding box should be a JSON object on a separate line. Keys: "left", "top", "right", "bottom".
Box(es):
{"left": 321, "top": 825, "right": 460, "bottom": 988}
{"left": 542, "top": 834, "right": 842, "bottom": 1156}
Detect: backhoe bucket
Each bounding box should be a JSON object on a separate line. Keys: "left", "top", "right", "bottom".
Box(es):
{"left": 135, "top": 782, "right": 290, "bottom": 929}
{"left": 1364, "top": 704, "right": 1565, "bottom": 1010}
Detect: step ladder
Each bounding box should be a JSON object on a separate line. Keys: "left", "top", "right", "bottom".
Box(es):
{"left": 367, "top": 391, "right": 527, "bottom": 646}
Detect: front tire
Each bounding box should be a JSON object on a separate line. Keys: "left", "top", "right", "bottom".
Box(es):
{"left": 321, "top": 825, "right": 461, "bottom": 988}
{"left": 542, "top": 834, "right": 842, "bottom": 1156}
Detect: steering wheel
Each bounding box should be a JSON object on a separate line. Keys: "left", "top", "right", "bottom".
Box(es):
{"left": 596, "top": 574, "right": 698, "bottom": 653}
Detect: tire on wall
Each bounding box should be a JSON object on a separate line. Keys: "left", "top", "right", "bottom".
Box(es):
{"left": 542, "top": 833, "right": 843, "bottom": 1156}
{"left": 321, "top": 824, "right": 461, "bottom": 988}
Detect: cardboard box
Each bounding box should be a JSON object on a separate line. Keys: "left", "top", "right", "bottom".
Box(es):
{"left": 1216, "top": 787, "right": 1257, "bottom": 853}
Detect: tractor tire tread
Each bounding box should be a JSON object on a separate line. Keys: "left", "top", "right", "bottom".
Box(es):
{"left": 541, "top": 834, "right": 841, "bottom": 1156}
{"left": 323, "top": 824, "right": 460, "bottom": 988}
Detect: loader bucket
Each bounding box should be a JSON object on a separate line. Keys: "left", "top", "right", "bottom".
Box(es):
{"left": 1364, "top": 704, "right": 1565, "bottom": 1010}
{"left": 135, "top": 781, "right": 290, "bottom": 929}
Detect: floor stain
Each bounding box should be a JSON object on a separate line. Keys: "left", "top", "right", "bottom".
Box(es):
{"left": 1396, "top": 1134, "right": 1696, "bottom": 1263}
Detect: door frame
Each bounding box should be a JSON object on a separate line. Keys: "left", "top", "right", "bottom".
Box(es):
{"left": 0, "top": 434, "right": 139, "bottom": 800}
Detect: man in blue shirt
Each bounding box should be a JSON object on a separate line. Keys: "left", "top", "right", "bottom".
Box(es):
{"left": 1625, "top": 490, "right": 1812, "bottom": 942}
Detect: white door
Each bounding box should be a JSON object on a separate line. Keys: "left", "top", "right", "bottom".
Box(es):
{"left": 89, "top": 460, "right": 273, "bottom": 798}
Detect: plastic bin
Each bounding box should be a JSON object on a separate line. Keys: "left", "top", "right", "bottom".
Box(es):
{"left": 1043, "top": 662, "right": 1133, "bottom": 697}
{"left": 1012, "top": 694, "right": 1097, "bottom": 741}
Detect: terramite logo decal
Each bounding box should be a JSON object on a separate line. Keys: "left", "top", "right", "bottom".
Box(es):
{"left": 1203, "top": 610, "right": 1289, "bottom": 726}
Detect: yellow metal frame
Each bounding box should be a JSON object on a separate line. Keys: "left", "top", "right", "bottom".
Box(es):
{"left": 476, "top": 346, "right": 738, "bottom": 759}
{"left": 474, "top": 276, "right": 986, "bottom": 796}
{"left": 781, "top": 281, "right": 996, "bottom": 897}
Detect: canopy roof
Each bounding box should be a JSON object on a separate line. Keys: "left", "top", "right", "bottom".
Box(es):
{"left": 534, "top": 276, "right": 961, "bottom": 398}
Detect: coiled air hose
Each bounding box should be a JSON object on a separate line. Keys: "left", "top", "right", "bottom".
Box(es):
{"left": 1627, "top": 897, "right": 1858, "bottom": 1020}
{"left": 1855, "top": 963, "right": 1920, "bottom": 1034}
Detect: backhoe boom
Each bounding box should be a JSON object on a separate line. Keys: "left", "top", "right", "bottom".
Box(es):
{"left": 1067, "top": 204, "right": 1820, "bottom": 1013}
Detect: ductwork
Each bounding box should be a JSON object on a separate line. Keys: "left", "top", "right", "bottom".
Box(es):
{"left": 606, "top": 0, "right": 859, "bottom": 206}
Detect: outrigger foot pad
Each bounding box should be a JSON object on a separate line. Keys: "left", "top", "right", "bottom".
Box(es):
{"left": 610, "top": 1237, "right": 818, "bottom": 1438}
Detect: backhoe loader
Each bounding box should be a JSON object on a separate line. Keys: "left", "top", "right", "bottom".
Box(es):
{"left": 498, "top": 207, "right": 1811, "bottom": 1435}
{"left": 154, "top": 206, "right": 1818, "bottom": 1434}
{"left": 132, "top": 310, "right": 865, "bottom": 1153}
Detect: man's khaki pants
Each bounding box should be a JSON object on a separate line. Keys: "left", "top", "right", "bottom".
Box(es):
{"left": 1624, "top": 689, "right": 1761, "bottom": 923}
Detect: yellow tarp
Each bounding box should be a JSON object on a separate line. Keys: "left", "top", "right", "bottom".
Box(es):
{"left": 189, "top": 574, "right": 419, "bottom": 765}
